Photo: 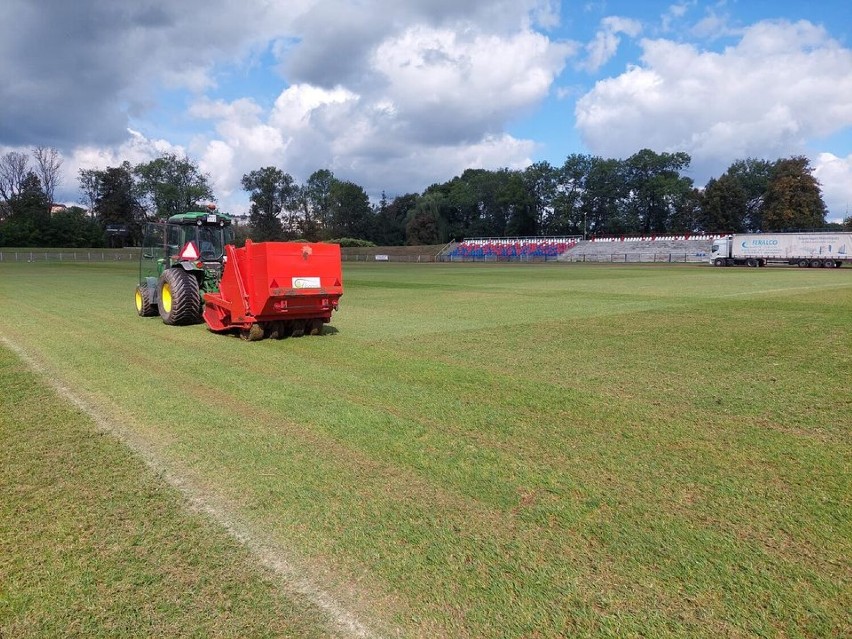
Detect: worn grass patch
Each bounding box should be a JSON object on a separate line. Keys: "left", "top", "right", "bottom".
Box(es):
{"left": 0, "top": 261, "right": 850, "bottom": 638}
{"left": 0, "top": 344, "right": 336, "bottom": 638}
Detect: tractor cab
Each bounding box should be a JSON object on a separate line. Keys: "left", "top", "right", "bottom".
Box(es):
{"left": 163, "top": 210, "right": 234, "bottom": 264}
{"left": 135, "top": 206, "right": 235, "bottom": 322}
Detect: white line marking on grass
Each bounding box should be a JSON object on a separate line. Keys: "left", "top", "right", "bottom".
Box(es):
{"left": 1, "top": 335, "right": 383, "bottom": 639}
{"left": 717, "top": 282, "right": 851, "bottom": 298}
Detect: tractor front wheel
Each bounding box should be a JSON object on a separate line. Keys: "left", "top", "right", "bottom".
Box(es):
{"left": 135, "top": 285, "right": 158, "bottom": 317}
{"left": 157, "top": 269, "right": 202, "bottom": 325}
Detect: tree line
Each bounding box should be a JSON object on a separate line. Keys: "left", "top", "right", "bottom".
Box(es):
{"left": 1, "top": 146, "right": 847, "bottom": 249}
{"left": 0, "top": 151, "right": 214, "bottom": 247}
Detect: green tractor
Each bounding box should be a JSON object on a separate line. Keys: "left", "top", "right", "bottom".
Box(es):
{"left": 135, "top": 206, "right": 234, "bottom": 325}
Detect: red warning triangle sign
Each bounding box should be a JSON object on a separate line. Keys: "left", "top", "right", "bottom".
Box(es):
{"left": 180, "top": 242, "right": 200, "bottom": 260}
{"left": 270, "top": 278, "right": 279, "bottom": 288}
{"left": 334, "top": 278, "right": 341, "bottom": 286}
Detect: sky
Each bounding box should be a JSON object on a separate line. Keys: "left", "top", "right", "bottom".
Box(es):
{"left": 2, "top": 0, "right": 851, "bottom": 222}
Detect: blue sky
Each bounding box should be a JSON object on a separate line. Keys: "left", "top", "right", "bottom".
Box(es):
{"left": 2, "top": 0, "right": 851, "bottom": 220}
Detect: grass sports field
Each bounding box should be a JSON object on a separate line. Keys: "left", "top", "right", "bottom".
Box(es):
{"left": 1, "top": 260, "right": 849, "bottom": 638}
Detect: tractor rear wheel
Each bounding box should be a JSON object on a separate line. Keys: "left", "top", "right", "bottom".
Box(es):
{"left": 135, "top": 285, "right": 158, "bottom": 317}
{"left": 157, "top": 269, "right": 202, "bottom": 325}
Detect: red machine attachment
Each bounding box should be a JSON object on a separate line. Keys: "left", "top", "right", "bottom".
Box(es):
{"left": 203, "top": 240, "right": 343, "bottom": 340}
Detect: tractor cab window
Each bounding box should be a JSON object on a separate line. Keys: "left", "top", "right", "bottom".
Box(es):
{"left": 167, "top": 224, "right": 184, "bottom": 256}
{"left": 142, "top": 224, "right": 165, "bottom": 259}
{"left": 197, "top": 226, "right": 225, "bottom": 260}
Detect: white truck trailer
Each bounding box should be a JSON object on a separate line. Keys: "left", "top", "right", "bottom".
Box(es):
{"left": 710, "top": 232, "right": 851, "bottom": 268}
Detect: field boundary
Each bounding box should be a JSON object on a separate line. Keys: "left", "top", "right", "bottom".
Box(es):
{"left": 0, "top": 250, "right": 139, "bottom": 262}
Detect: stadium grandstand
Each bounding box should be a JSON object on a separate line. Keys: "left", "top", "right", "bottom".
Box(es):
{"left": 559, "top": 234, "right": 724, "bottom": 263}
{"left": 439, "top": 234, "right": 725, "bottom": 263}
{"left": 443, "top": 237, "right": 580, "bottom": 261}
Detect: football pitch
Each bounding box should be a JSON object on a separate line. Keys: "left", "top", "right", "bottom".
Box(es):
{"left": 1, "top": 261, "right": 849, "bottom": 638}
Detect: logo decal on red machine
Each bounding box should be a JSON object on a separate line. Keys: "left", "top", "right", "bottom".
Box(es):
{"left": 293, "top": 277, "right": 321, "bottom": 289}
{"left": 180, "top": 242, "right": 200, "bottom": 260}
{"left": 302, "top": 245, "right": 313, "bottom": 260}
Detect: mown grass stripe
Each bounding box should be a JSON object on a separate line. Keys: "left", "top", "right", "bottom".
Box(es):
{"left": 0, "top": 337, "right": 381, "bottom": 639}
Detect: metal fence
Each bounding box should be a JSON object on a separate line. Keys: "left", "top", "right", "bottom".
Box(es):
{"left": 341, "top": 254, "right": 439, "bottom": 262}
{"left": 0, "top": 251, "right": 139, "bottom": 262}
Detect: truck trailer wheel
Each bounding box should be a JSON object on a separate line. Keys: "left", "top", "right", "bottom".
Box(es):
{"left": 157, "top": 268, "right": 202, "bottom": 326}
{"left": 822, "top": 259, "right": 834, "bottom": 268}
{"left": 798, "top": 259, "right": 809, "bottom": 268}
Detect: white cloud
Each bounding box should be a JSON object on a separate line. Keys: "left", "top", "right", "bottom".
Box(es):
{"left": 691, "top": 13, "right": 737, "bottom": 40}
{"left": 281, "top": 0, "right": 567, "bottom": 88}
{"left": 813, "top": 153, "right": 852, "bottom": 222}
{"left": 190, "top": 79, "right": 540, "bottom": 212}
{"left": 661, "top": 1, "right": 695, "bottom": 32}
{"left": 176, "top": 19, "right": 572, "bottom": 213}
{"left": 575, "top": 20, "right": 852, "bottom": 183}
{"left": 372, "top": 26, "right": 571, "bottom": 139}
{"left": 198, "top": 141, "right": 236, "bottom": 201}
{"left": 270, "top": 85, "right": 359, "bottom": 131}
{"left": 669, "top": 2, "right": 691, "bottom": 18}
{"left": 580, "top": 16, "right": 642, "bottom": 73}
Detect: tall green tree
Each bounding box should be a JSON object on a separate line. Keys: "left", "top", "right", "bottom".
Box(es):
{"left": 701, "top": 174, "right": 748, "bottom": 232}
{"left": 78, "top": 168, "right": 102, "bottom": 217}
{"left": 501, "top": 172, "right": 537, "bottom": 236}
{"left": 241, "top": 167, "right": 300, "bottom": 241}
{"left": 724, "top": 158, "right": 773, "bottom": 230}
{"left": 302, "top": 169, "right": 335, "bottom": 239}
{"left": 94, "top": 162, "right": 145, "bottom": 246}
{"left": 0, "top": 172, "right": 49, "bottom": 246}
{"left": 625, "top": 149, "right": 694, "bottom": 234}
{"left": 438, "top": 168, "right": 521, "bottom": 238}
{"left": 580, "top": 157, "right": 627, "bottom": 237}
{"left": 669, "top": 187, "right": 704, "bottom": 233}
{"left": 373, "top": 193, "right": 415, "bottom": 245}
{"left": 522, "top": 161, "right": 559, "bottom": 233}
{"left": 762, "top": 156, "right": 827, "bottom": 230}
{"left": 406, "top": 193, "right": 446, "bottom": 245}
{"left": 133, "top": 153, "right": 214, "bottom": 219}
{"left": 328, "top": 180, "right": 372, "bottom": 239}
{"left": 548, "top": 154, "right": 592, "bottom": 235}
{"left": 441, "top": 175, "right": 478, "bottom": 239}
{"left": 435, "top": 169, "right": 499, "bottom": 238}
